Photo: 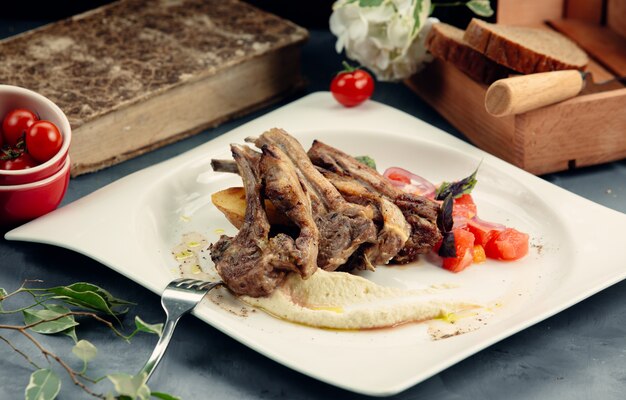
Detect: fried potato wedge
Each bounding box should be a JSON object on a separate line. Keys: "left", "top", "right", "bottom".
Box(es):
{"left": 211, "top": 187, "right": 292, "bottom": 229}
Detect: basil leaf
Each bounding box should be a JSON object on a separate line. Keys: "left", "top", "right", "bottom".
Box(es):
{"left": 25, "top": 369, "right": 61, "bottom": 400}
{"left": 135, "top": 316, "right": 163, "bottom": 336}
{"left": 355, "top": 155, "right": 377, "bottom": 170}
{"left": 466, "top": 0, "right": 494, "bottom": 17}
{"left": 438, "top": 232, "right": 457, "bottom": 258}
{"left": 0, "top": 288, "right": 7, "bottom": 298}
{"left": 435, "top": 166, "right": 479, "bottom": 200}
{"left": 23, "top": 306, "right": 79, "bottom": 335}
{"left": 437, "top": 194, "right": 454, "bottom": 234}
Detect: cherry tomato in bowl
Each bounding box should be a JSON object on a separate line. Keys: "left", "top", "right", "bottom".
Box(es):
{"left": 0, "top": 84, "right": 72, "bottom": 185}
{"left": 26, "top": 120, "right": 63, "bottom": 164}
{"left": 330, "top": 62, "right": 375, "bottom": 107}
{"left": 2, "top": 108, "right": 38, "bottom": 147}
{"left": 0, "top": 152, "right": 38, "bottom": 170}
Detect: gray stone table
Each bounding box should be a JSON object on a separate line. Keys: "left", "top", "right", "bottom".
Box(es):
{"left": 2, "top": 16, "right": 626, "bottom": 400}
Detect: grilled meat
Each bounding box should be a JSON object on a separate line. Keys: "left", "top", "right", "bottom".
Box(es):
{"left": 316, "top": 168, "right": 410, "bottom": 269}
{"left": 210, "top": 145, "right": 299, "bottom": 297}
{"left": 249, "top": 128, "right": 377, "bottom": 271}
{"left": 259, "top": 143, "right": 319, "bottom": 278}
{"left": 307, "top": 139, "right": 441, "bottom": 263}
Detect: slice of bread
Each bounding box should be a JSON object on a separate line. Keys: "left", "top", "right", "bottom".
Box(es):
{"left": 463, "top": 18, "right": 588, "bottom": 74}
{"left": 426, "top": 22, "right": 512, "bottom": 84}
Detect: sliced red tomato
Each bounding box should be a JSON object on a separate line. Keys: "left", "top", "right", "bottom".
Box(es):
{"left": 442, "top": 228, "right": 475, "bottom": 273}
{"left": 467, "top": 217, "right": 504, "bottom": 246}
{"left": 453, "top": 194, "right": 477, "bottom": 219}
{"left": 484, "top": 228, "right": 529, "bottom": 261}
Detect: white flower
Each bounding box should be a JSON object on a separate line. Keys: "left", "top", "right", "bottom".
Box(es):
{"left": 329, "top": 0, "right": 435, "bottom": 82}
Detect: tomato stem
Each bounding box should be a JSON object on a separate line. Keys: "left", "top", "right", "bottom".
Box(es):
{"left": 341, "top": 61, "right": 357, "bottom": 73}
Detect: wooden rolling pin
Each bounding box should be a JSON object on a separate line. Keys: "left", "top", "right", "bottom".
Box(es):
{"left": 485, "top": 70, "right": 584, "bottom": 116}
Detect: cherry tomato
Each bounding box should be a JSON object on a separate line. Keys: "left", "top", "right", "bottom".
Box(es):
{"left": 330, "top": 63, "right": 374, "bottom": 107}
{"left": 0, "top": 152, "right": 38, "bottom": 170}
{"left": 2, "top": 108, "right": 38, "bottom": 147}
{"left": 25, "top": 120, "right": 63, "bottom": 163}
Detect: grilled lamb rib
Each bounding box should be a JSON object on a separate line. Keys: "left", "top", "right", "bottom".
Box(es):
{"left": 210, "top": 145, "right": 301, "bottom": 297}
{"left": 316, "top": 168, "right": 410, "bottom": 268}
{"left": 250, "top": 128, "right": 377, "bottom": 271}
{"left": 259, "top": 143, "right": 319, "bottom": 278}
{"left": 307, "top": 140, "right": 441, "bottom": 263}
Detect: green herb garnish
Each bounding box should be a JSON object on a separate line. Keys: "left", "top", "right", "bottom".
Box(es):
{"left": 435, "top": 164, "right": 480, "bottom": 200}
{"left": 355, "top": 155, "right": 376, "bottom": 170}
{"left": 437, "top": 194, "right": 456, "bottom": 257}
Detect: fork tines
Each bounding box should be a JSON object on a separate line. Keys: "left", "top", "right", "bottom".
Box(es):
{"left": 172, "top": 278, "right": 220, "bottom": 291}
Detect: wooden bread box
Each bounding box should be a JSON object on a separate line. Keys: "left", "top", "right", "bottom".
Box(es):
{"left": 406, "top": 0, "right": 626, "bottom": 175}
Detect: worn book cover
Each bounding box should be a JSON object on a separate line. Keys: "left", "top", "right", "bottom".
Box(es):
{"left": 0, "top": 0, "right": 308, "bottom": 175}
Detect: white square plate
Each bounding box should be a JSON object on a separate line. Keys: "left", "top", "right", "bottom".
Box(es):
{"left": 6, "top": 92, "right": 626, "bottom": 396}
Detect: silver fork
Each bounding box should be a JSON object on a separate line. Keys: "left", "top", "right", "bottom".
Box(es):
{"left": 138, "top": 278, "right": 223, "bottom": 381}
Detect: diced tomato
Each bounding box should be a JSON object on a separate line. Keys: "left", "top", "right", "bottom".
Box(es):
{"left": 484, "top": 228, "right": 529, "bottom": 261}
{"left": 442, "top": 228, "right": 475, "bottom": 273}
{"left": 473, "top": 244, "right": 486, "bottom": 264}
{"left": 453, "top": 194, "right": 477, "bottom": 219}
{"left": 467, "top": 218, "right": 503, "bottom": 246}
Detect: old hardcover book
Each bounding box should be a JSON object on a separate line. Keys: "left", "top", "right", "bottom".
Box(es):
{"left": 0, "top": 0, "right": 308, "bottom": 176}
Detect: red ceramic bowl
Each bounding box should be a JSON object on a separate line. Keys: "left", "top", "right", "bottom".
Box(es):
{"left": 0, "top": 85, "right": 72, "bottom": 185}
{"left": 0, "top": 156, "right": 70, "bottom": 227}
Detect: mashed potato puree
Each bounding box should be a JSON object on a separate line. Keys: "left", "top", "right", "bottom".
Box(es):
{"left": 241, "top": 269, "right": 478, "bottom": 330}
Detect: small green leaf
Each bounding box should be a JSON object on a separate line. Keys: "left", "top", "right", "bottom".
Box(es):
{"left": 355, "top": 155, "right": 377, "bottom": 170}
{"left": 108, "top": 373, "right": 151, "bottom": 400}
{"left": 65, "top": 283, "right": 134, "bottom": 307}
{"left": 42, "top": 304, "right": 79, "bottom": 342}
{"left": 0, "top": 288, "right": 7, "bottom": 311}
{"left": 25, "top": 368, "right": 61, "bottom": 400}
{"left": 359, "top": 0, "right": 384, "bottom": 6}
{"left": 135, "top": 316, "right": 163, "bottom": 336}
{"left": 47, "top": 283, "right": 133, "bottom": 317}
{"left": 466, "top": 0, "right": 494, "bottom": 17}
{"left": 47, "top": 287, "right": 121, "bottom": 317}
{"left": 23, "top": 306, "right": 79, "bottom": 335}
{"left": 151, "top": 392, "right": 182, "bottom": 400}
{"left": 72, "top": 339, "right": 98, "bottom": 363}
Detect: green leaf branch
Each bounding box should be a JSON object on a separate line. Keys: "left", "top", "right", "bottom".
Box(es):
{"left": 0, "top": 280, "right": 173, "bottom": 400}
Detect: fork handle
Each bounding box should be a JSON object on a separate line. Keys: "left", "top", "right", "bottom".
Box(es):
{"left": 138, "top": 315, "right": 181, "bottom": 381}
